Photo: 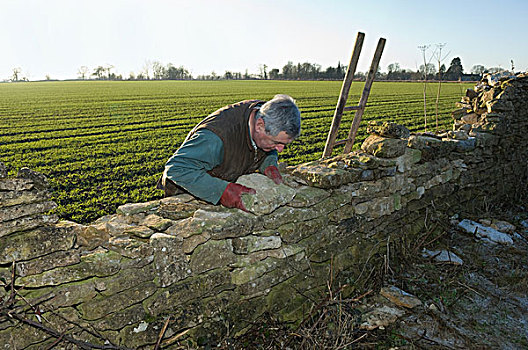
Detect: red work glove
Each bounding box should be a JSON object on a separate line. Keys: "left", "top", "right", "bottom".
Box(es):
{"left": 264, "top": 165, "right": 282, "bottom": 184}
{"left": 219, "top": 183, "right": 256, "bottom": 211}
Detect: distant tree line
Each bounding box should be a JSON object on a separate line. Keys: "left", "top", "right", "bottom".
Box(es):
{"left": 77, "top": 57, "right": 508, "bottom": 82}
{"left": 4, "top": 57, "right": 512, "bottom": 83}
{"left": 76, "top": 61, "right": 192, "bottom": 81}
{"left": 193, "top": 61, "right": 349, "bottom": 81}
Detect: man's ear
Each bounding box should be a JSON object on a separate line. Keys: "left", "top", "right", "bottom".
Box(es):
{"left": 256, "top": 118, "right": 266, "bottom": 133}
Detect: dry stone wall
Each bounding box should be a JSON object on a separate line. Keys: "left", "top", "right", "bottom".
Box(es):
{"left": 1, "top": 73, "right": 527, "bottom": 348}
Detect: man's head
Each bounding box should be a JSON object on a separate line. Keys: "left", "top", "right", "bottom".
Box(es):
{"left": 254, "top": 94, "right": 301, "bottom": 152}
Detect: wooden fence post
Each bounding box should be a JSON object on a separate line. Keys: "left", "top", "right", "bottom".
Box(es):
{"left": 343, "top": 37, "right": 386, "bottom": 154}
{"left": 322, "top": 32, "right": 365, "bottom": 158}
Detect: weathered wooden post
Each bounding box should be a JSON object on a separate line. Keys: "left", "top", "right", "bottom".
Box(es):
{"left": 323, "top": 32, "right": 365, "bottom": 158}
{"left": 322, "top": 33, "right": 386, "bottom": 158}
{"left": 343, "top": 37, "right": 386, "bottom": 154}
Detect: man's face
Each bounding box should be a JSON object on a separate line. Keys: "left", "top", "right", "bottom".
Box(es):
{"left": 254, "top": 119, "right": 293, "bottom": 153}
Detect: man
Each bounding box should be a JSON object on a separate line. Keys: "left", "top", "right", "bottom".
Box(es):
{"left": 157, "top": 94, "right": 301, "bottom": 211}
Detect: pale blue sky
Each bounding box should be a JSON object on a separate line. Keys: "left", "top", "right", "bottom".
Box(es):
{"left": 1, "top": 0, "right": 527, "bottom": 80}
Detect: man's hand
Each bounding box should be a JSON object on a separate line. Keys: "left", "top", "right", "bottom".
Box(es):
{"left": 264, "top": 165, "right": 282, "bottom": 184}
{"left": 219, "top": 183, "right": 256, "bottom": 211}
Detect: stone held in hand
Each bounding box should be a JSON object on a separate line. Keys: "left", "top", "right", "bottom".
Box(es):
{"left": 236, "top": 174, "right": 296, "bottom": 215}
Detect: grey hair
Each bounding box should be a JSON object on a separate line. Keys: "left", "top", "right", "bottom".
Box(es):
{"left": 255, "top": 94, "right": 301, "bottom": 138}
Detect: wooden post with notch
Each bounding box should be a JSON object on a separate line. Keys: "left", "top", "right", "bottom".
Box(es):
{"left": 322, "top": 33, "right": 386, "bottom": 158}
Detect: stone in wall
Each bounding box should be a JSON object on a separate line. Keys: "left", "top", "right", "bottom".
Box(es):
{"left": 150, "top": 232, "right": 190, "bottom": 287}
{"left": 17, "top": 167, "right": 50, "bottom": 189}
{"left": 367, "top": 121, "right": 411, "bottom": 139}
{"left": 232, "top": 233, "right": 282, "bottom": 254}
{"left": 0, "top": 177, "right": 36, "bottom": 191}
{"left": 190, "top": 238, "right": 237, "bottom": 274}
{"left": 165, "top": 207, "right": 256, "bottom": 241}
{"left": 0, "top": 163, "right": 60, "bottom": 240}
{"left": 0, "top": 212, "right": 59, "bottom": 238}
{"left": 0, "top": 225, "right": 76, "bottom": 264}
{"left": 15, "top": 249, "right": 81, "bottom": 277}
{"left": 0, "top": 200, "right": 57, "bottom": 224}
{"left": 0, "top": 184, "right": 50, "bottom": 207}
{"left": 361, "top": 122, "right": 410, "bottom": 158}
{"left": 288, "top": 161, "right": 362, "bottom": 189}
{"left": 288, "top": 185, "right": 330, "bottom": 207}
{"left": 362, "top": 135, "right": 407, "bottom": 158}
{"left": 16, "top": 249, "right": 122, "bottom": 287}
{"left": 408, "top": 134, "right": 454, "bottom": 160}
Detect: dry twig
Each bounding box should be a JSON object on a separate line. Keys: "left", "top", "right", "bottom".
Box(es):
{"left": 154, "top": 316, "right": 171, "bottom": 350}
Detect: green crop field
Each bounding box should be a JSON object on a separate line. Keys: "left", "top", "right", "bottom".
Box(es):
{"left": 0, "top": 80, "right": 473, "bottom": 223}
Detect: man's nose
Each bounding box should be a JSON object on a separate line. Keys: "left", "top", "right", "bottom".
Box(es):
{"left": 275, "top": 144, "right": 285, "bottom": 153}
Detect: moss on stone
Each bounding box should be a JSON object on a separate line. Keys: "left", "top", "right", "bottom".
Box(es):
{"left": 98, "top": 265, "right": 155, "bottom": 297}
{"left": 144, "top": 268, "right": 233, "bottom": 317}
{"left": 0, "top": 322, "right": 49, "bottom": 348}
{"left": 190, "top": 239, "right": 236, "bottom": 274}
{"left": 237, "top": 252, "right": 310, "bottom": 298}
{"left": 277, "top": 216, "right": 328, "bottom": 243}
{"left": 232, "top": 235, "right": 282, "bottom": 254}
{"left": 16, "top": 250, "right": 122, "bottom": 288}
{"left": 289, "top": 186, "right": 331, "bottom": 207}
{"left": 91, "top": 303, "right": 147, "bottom": 331}
{"left": 231, "top": 257, "right": 280, "bottom": 285}
{"left": 0, "top": 225, "right": 75, "bottom": 264}
{"left": 263, "top": 193, "right": 349, "bottom": 230}
{"left": 79, "top": 281, "right": 157, "bottom": 320}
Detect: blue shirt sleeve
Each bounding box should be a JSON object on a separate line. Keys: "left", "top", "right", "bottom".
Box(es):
{"left": 164, "top": 129, "right": 228, "bottom": 204}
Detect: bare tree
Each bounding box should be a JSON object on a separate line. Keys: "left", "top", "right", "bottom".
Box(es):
{"left": 142, "top": 60, "right": 152, "bottom": 80}
{"left": 433, "top": 43, "right": 449, "bottom": 132}
{"left": 418, "top": 45, "right": 430, "bottom": 132}
{"left": 105, "top": 64, "right": 114, "bottom": 80}
{"left": 419, "top": 63, "right": 436, "bottom": 76}
{"left": 11, "top": 67, "right": 21, "bottom": 82}
{"left": 78, "top": 66, "right": 89, "bottom": 80}
{"left": 470, "top": 65, "right": 486, "bottom": 75}
{"left": 259, "top": 64, "right": 268, "bottom": 80}
{"left": 488, "top": 66, "right": 506, "bottom": 74}
{"left": 152, "top": 61, "right": 165, "bottom": 80}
